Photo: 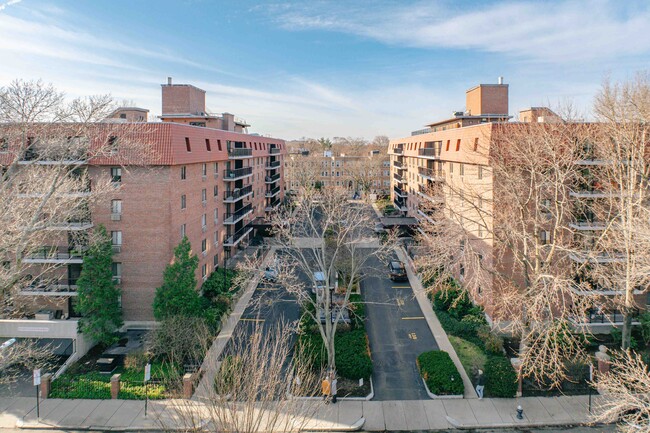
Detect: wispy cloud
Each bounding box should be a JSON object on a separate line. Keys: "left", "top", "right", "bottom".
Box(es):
{"left": 0, "top": 0, "right": 22, "bottom": 12}
{"left": 262, "top": 0, "right": 650, "bottom": 64}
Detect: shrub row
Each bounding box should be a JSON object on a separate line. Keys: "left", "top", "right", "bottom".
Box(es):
{"left": 484, "top": 356, "right": 518, "bottom": 398}
{"left": 417, "top": 351, "right": 464, "bottom": 396}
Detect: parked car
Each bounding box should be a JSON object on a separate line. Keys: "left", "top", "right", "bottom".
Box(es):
{"left": 388, "top": 260, "right": 408, "bottom": 281}
{"left": 263, "top": 266, "right": 278, "bottom": 282}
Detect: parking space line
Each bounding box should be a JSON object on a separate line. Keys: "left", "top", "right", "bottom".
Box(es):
{"left": 392, "top": 285, "right": 410, "bottom": 289}
{"left": 401, "top": 316, "right": 425, "bottom": 320}
{"left": 240, "top": 318, "right": 265, "bottom": 322}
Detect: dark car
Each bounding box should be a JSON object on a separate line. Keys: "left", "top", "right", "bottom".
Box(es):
{"left": 388, "top": 260, "right": 408, "bottom": 281}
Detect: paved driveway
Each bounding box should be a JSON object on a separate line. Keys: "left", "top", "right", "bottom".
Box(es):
{"left": 363, "top": 252, "right": 439, "bottom": 400}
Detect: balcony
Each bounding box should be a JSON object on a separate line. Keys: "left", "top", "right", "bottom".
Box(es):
{"left": 570, "top": 311, "right": 641, "bottom": 326}
{"left": 227, "top": 148, "right": 253, "bottom": 158}
{"left": 394, "top": 198, "right": 408, "bottom": 212}
{"left": 23, "top": 246, "right": 85, "bottom": 264}
{"left": 393, "top": 186, "right": 407, "bottom": 198}
{"left": 417, "top": 209, "right": 435, "bottom": 225}
{"left": 265, "top": 199, "right": 281, "bottom": 212}
{"left": 224, "top": 203, "right": 253, "bottom": 225}
{"left": 223, "top": 167, "right": 253, "bottom": 181}
{"left": 569, "top": 189, "right": 611, "bottom": 198}
{"left": 418, "top": 148, "right": 440, "bottom": 159}
{"left": 265, "top": 160, "right": 281, "bottom": 170}
{"left": 417, "top": 184, "right": 440, "bottom": 203}
{"left": 418, "top": 167, "right": 445, "bottom": 181}
{"left": 393, "top": 173, "right": 405, "bottom": 184}
{"left": 45, "top": 221, "right": 93, "bottom": 231}
{"left": 18, "top": 147, "right": 87, "bottom": 165}
{"left": 392, "top": 147, "right": 403, "bottom": 155}
{"left": 223, "top": 223, "right": 254, "bottom": 247}
{"left": 265, "top": 173, "right": 280, "bottom": 184}
{"left": 569, "top": 220, "right": 606, "bottom": 231}
{"left": 17, "top": 178, "right": 91, "bottom": 198}
{"left": 0, "top": 318, "right": 80, "bottom": 339}
{"left": 569, "top": 251, "right": 626, "bottom": 264}
{"left": 265, "top": 186, "right": 280, "bottom": 198}
{"left": 393, "top": 160, "right": 404, "bottom": 168}
{"left": 18, "top": 278, "right": 78, "bottom": 297}
{"left": 269, "top": 147, "right": 281, "bottom": 155}
{"left": 223, "top": 185, "right": 253, "bottom": 203}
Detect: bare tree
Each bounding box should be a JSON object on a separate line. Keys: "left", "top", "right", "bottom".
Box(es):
{"left": 0, "top": 339, "right": 56, "bottom": 385}
{"left": 593, "top": 350, "right": 650, "bottom": 433}
{"left": 416, "top": 117, "right": 595, "bottom": 387}
{"left": 345, "top": 156, "right": 383, "bottom": 196}
{"left": 0, "top": 79, "right": 155, "bottom": 317}
{"left": 161, "top": 323, "right": 321, "bottom": 433}
{"left": 586, "top": 72, "right": 650, "bottom": 349}
{"left": 268, "top": 186, "right": 394, "bottom": 374}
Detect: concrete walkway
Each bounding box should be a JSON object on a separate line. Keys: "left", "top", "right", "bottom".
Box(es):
{"left": 1, "top": 395, "right": 605, "bottom": 431}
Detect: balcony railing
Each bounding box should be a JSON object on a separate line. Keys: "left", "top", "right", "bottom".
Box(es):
{"left": 17, "top": 179, "right": 91, "bottom": 198}
{"left": 227, "top": 148, "right": 253, "bottom": 158}
{"left": 23, "top": 246, "right": 85, "bottom": 263}
{"left": 224, "top": 167, "right": 253, "bottom": 180}
{"left": 265, "top": 186, "right": 280, "bottom": 198}
{"left": 265, "top": 160, "right": 281, "bottom": 169}
{"left": 19, "top": 278, "right": 78, "bottom": 296}
{"left": 45, "top": 221, "right": 93, "bottom": 231}
{"left": 394, "top": 198, "right": 407, "bottom": 212}
{"left": 569, "top": 220, "right": 606, "bottom": 231}
{"left": 265, "top": 173, "right": 280, "bottom": 184}
{"left": 224, "top": 203, "right": 253, "bottom": 224}
{"left": 18, "top": 146, "right": 87, "bottom": 165}
{"left": 223, "top": 185, "right": 253, "bottom": 203}
{"left": 393, "top": 172, "right": 403, "bottom": 182}
{"left": 418, "top": 167, "right": 445, "bottom": 181}
{"left": 570, "top": 310, "right": 641, "bottom": 325}
{"left": 269, "top": 147, "right": 281, "bottom": 155}
{"left": 223, "top": 223, "right": 254, "bottom": 247}
{"left": 392, "top": 147, "right": 403, "bottom": 155}
{"left": 418, "top": 148, "right": 440, "bottom": 158}
{"left": 569, "top": 251, "right": 626, "bottom": 264}
{"left": 393, "top": 160, "right": 403, "bottom": 168}
{"left": 265, "top": 199, "right": 281, "bottom": 212}
{"left": 394, "top": 186, "right": 407, "bottom": 198}
{"left": 417, "top": 184, "right": 440, "bottom": 203}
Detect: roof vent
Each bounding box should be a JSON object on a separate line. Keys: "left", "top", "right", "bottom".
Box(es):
{"left": 167, "top": 77, "right": 172, "bottom": 85}
{"left": 498, "top": 76, "right": 504, "bottom": 85}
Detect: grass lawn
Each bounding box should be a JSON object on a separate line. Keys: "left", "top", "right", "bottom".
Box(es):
{"left": 448, "top": 335, "right": 487, "bottom": 384}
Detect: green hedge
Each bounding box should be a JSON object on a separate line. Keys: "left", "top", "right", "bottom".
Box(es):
{"left": 484, "top": 356, "right": 517, "bottom": 398}
{"left": 349, "top": 294, "right": 366, "bottom": 330}
{"left": 417, "top": 351, "right": 464, "bottom": 396}
{"left": 336, "top": 329, "right": 373, "bottom": 380}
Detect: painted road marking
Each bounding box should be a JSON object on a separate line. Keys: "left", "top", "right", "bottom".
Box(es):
{"left": 408, "top": 332, "right": 418, "bottom": 340}
{"left": 392, "top": 285, "right": 410, "bottom": 289}
{"left": 396, "top": 298, "right": 404, "bottom": 306}
{"left": 401, "top": 316, "right": 425, "bottom": 320}
{"left": 240, "top": 318, "right": 265, "bottom": 322}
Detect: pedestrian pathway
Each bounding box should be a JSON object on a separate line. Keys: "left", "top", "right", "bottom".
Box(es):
{"left": 1, "top": 395, "right": 606, "bottom": 431}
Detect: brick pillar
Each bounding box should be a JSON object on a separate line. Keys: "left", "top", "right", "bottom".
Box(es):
{"left": 40, "top": 373, "right": 52, "bottom": 399}
{"left": 596, "top": 345, "right": 611, "bottom": 375}
{"left": 183, "top": 373, "right": 194, "bottom": 399}
{"left": 110, "top": 374, "right": 121, "bottom": 399}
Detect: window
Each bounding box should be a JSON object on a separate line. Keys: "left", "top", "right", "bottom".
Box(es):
{"left": 446, "top": 140, "right": 450, "bottom": 151}
{"left": 214, "top": 231, "right": 219, "bottom": 246}
{"left": 201, "top": 214, "right": 207, "bottom": 228}
{"left": 214, "top": 208, "right": 218, "bottom": 224}
{"left": 119, "top": 113, "right": 127, "bottom": 119}
{"left": 478, "top": 166, "right": 483, "bottom": 180}
{"left": 112, "top": 262, "right": 122, "bottom": 283}
{"left": 108, "top": 136, "right": 118, "bottom": 154}
{"left": 540, "top": 230, "right": 551, "bottom": 245}
{"left": 0, "top": 137, "right": 7, "bottom": 151}
{"left": 110, "top": 167, "right": 122, "bottom": 183}
{"left": 185, "top": 137, "right": 191, "bottom": 152}
{"left": 478, "top": 224, "right": 483, "bottom": 237}
{"left": 111, "top": 231, "right": 122, "bottom": 253}
{"left": 214, "top": 254, "right": 219, "bottom": 267}
{"left": 181, "top": 224, "right": 186, "bottom": 238}
{"left": 205, "top": 139, "right": 211, "bottom": 151}
{"left": 201, "top": 263, "right": 207, "bottom": 280}
{"left": 201, "top": 239, "right": 207, "bottom": 253}
{"left": 449, "top": 163, "right": 454, "bottom": 174}
{"left": 181, "top": 166, "right": 186, "bottom": 180}
{"left": 202, "top": 188, "right": 207, "bottom": 203}
{"left": 111, "top": 199, "right": 122, "bottom": 214}
{"left": 213, "top": 185, "right": 218, "bottom": 198}
{"left": 460, "top": 163, "right": 464, "bottom": 176}
{"left": 202, "top": 163, "right": 207, "bottom": 177}
{"left": 474, "top": 137, "right": 479, "bottom": 151}
{"left": 459, "top": 263, "right": 465, "bottom": 279}
{"left": 456, "top": 139, "right": 461, "bottom": 151}
{"left": 213, "top": 162, "right": 218, "bottom": 177}
{"left": 478, "top": 197, "right": 483, "bottom": 209}
{"left": 181, "top": 194, "right": 186, "bottom": 209}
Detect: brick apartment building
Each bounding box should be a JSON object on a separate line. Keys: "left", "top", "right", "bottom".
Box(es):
{"left": 0, "top": 80, "right": 286, "bottom": 353}
{"left": 389, "top": 82, "right": 649, "bottom": 331}
{"left": 286, "top": 148, "right": 390, "bottom": 197}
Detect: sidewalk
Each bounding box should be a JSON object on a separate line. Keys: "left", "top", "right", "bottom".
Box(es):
{"left": 2, "top": 394, "right": 604, "bottom": 431}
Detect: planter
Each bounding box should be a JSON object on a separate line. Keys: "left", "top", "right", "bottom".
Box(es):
{"left": 421, "top": 376, "right": 463, "bottom": 399}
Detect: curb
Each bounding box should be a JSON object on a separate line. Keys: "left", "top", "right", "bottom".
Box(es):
{"left": 288, "top": 377, "right": 374, "bottom": 401}
{"left": 445, "top": 416, "right": 595, "bottom": 430}
{"left": 16, "top": 419, "right": 162, "bottom": 431}
{"left": 301, "top": 417, "right": 365, "bottom": 432}
{"left": 421, "top": 376, "right": 463, "bottom": 400}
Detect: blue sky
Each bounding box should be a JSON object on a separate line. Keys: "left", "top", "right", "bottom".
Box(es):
{"left": 1, "top": 0, "right": 649, "bottom": 139}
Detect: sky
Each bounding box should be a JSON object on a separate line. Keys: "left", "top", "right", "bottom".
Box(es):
{"left": 0, "top": 0, "right": 649, "bottom": 140}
